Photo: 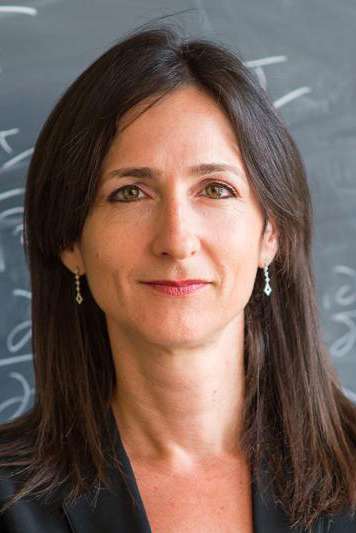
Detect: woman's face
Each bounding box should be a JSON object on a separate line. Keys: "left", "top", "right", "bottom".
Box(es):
{"left": 61, "top": 85, "right": 278, "bottom": 347}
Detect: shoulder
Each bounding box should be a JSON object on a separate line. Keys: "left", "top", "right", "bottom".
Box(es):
{"left": 0, "top": 457, "right": 71, "bottom": 533}
{"left": 0, "top": 466, "right": 71, "bottom": 533}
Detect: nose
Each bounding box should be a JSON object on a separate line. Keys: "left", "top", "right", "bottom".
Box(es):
{"left": 151, "top": 196, "right": 201, "bottom": 260}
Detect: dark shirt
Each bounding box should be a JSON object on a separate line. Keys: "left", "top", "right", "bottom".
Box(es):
{"left": 0, "top": 407, "right": 355, "bottom": 532}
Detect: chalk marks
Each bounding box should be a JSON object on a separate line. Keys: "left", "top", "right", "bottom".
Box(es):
{"left": 0, "top": 4, "right": 38, "bottom": 72}
{"left": 2, "top": 290, "right": 31, "bottom": 363}
{"left": 0, "top": 188, "right": 24, "bottom": 203}
{"left": 0, "top": 353, "right": 33, "bottom": 367}
{"left": 7, "top": 319, "right": 31, "bottom": 353}
{"left": 0, "top": 204, "right": 24, "bottom": 228}
{"left": 343, "top": 387, "right": 356, "bottom": 404}
{"left": 245, "top": 55, "right": 287, "bottom": 91}
{"left": 0, "top": 6, "right": 37, "bottom": 16}
{"left": 273, "top": 87, "right": 312, "bottom": 109}
{"left": 0, "top": 147, "right": 34, "bottom": 172}
{"left": 0, "top": 289, "right": 33, "bottom": 418}
{"left": 0, "top": 4, "right": 36, "bottom": 172}
{"left": 0, "top": 5, "right": 37, "bottom": 422}
{"left": 0, "top": 187, "right": 25, "bottom": 272}
{"left": 245, "top": 55, "right": 288, "bottom": 68}
{"left": 0, "top": 128, "right": 19, "bottom": 154}
{"left": 245, "top": 55, "right": 312, "bottom": 109}
{"left": 0, "top": 372, "right": 34, "bottom": 419}
{"left": 322, "top": 265, "right": 356, "bottom": 358}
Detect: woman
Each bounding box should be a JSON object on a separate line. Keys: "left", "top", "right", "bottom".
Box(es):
{"left": 0, "top": 22, "right": 355, "bottom": 533}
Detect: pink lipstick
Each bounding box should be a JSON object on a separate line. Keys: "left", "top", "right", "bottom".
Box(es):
{"left": 141, "top": 280, "right": 210, "bottom": 296}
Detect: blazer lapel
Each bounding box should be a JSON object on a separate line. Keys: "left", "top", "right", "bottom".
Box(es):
{"left": 62, "top": 407, "right": 152, "bottom": 533}
{"left": 251, "top": 462, "right": 328, "bottom": 533}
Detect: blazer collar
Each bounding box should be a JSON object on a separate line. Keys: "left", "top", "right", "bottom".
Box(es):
{"left": 63, "top": 407, "right": 327, "bottom": 533}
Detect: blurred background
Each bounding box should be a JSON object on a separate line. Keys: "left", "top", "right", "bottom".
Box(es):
{"left": 0, "top": 0, "right": 355, "bottom": 422}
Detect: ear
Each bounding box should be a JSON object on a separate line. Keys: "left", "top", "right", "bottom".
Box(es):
{"left": 258, "top": 217, "right": 279, "bottom": 268}
{"left": 59, "top": 242, "right": 86, "bottom": 276}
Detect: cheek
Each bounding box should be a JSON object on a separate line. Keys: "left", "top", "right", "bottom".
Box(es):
{"left": 219, "top": 223, "right": 261, "bottom": 298}
{"left": 80, "top": 217, "right": 147, "bottom": 308}
{"left": 81, "top": 214, "right": 124, "bottom": 270}
{"left": 79, "top": 224, "right": 122, "bottom": 308}
{"left": 218, "top": 213, "right": 260, "bottom": 261}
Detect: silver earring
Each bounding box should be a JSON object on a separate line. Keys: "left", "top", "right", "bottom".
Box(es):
{"left": 75, "top": 267, "right": 83, "bottom": 304}
{"left": 263, "top": 260, "right": 272, "bottom": 296}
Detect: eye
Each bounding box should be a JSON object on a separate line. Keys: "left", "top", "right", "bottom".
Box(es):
{"left": 202, "top": 181, "right": 237, "bottom": 199}
{"left": 108, "top": 184, "right": 145, "bottom": 202}
{"left": 107, "top": 181, "right": 238, "bottom": 203}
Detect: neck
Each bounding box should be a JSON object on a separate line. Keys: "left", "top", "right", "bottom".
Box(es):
{"left": 110, "top": 313, "right": 246, "bottom": 472}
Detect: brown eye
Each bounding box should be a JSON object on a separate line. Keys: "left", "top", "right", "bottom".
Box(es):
{"left": 108, "top": 184, "right": 145, "bottom": 202}
{"left": 203, "top": 182, "right": 237, "bottom": 199}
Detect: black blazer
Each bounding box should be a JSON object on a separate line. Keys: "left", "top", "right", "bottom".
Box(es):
{"left": 0, "top": 407, "right": 355, "bottom": 532}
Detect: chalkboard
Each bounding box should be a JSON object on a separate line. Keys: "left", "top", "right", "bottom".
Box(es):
{"left": 0, "top": 1, "right": 355, "bottom": 422}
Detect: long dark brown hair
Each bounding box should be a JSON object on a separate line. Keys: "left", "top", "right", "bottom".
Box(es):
{"left": 1, "top": 20, "right": 355, "bottom": 531}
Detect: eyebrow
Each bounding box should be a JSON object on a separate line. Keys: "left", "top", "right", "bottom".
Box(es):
{"left": 106, "top": 163, "right": 246, "bottom": 182}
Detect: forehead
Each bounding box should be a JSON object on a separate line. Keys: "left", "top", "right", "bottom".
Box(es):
{"left": 104, "top": 86, "right": 246, "bottom": 175}
{"left": 116, "top": 86, "right": 225, "bottom": 131}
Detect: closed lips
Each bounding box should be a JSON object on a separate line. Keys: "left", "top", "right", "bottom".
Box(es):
{"left": 142, "top": 280, "right": 209, "bottom": 286}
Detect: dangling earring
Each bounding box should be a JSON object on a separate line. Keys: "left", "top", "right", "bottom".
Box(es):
{"left": 75, "top": 267, "right": 83, "bottom": 304}
{"left": 263, "top": 260, "right": 272, "bottom": 296}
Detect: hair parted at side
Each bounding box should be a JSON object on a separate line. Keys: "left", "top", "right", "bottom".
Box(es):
{"left": 0, "top": 18, "right": 356, "bottom": 531}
